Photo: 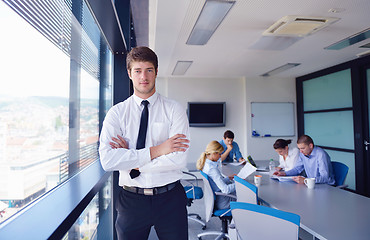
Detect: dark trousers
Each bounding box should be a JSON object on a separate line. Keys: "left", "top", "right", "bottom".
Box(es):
{"left": 115, "top": 181, "right": 188, "bottom": 240}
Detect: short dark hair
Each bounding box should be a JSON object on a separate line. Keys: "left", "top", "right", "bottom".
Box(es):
{"left": 297, "top": 135, "right": 314, "bottom": 146}
{"left": 224, "top": 130, "right": 234, "bottom": 139}
{"left": 126, "top": 46, "right": 158, "bottom": 73}
{"left": 273, "top": 139, "right": 292, "bottom": 149}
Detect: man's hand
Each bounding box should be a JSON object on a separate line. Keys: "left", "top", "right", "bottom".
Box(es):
{"left": 226, "top": 144, "right": 233, "bottom": 151}
{"left": 110, "top": 135, "right": 128, "bottom": 149}
{"left": 238, "top": 158, "right": 245, "bottom": 163}
{"left": 229, "top": 174, "right": 237, "bottom": 180}
{"left": 150, "top": 134, "right": 189, "bottom": 160}
{"left": 274, "top": 171, "right": 286, "bottom": 176}
{"left": 110, "top": 136, "right": 138, "bottom": 170}
{"left": 292, "top": 176, "right": 305, "bottom": 184}
{"left": 221, "top": 143, "right": 233, "bottom": 161}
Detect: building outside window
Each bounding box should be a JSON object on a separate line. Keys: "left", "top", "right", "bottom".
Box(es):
{"left": 0, "top": 0, "right": 113, "bottom": 224}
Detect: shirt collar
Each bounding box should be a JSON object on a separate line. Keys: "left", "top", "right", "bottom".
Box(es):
{"left": 133, "top": 92, "right": 158, "bottom": 107}
{"left": 310, "top": 146, "right": 318, "bottom": 156}
{"left": 288, "top": 148, "right": 294, "bottom": 157}
{"left": 305, "top": 146, "right": 317, "bottom": 158}
{"left": 206, "top": 158, "right": 218, "bottom": 167}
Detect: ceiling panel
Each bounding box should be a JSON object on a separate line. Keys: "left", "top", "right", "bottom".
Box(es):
{"left": 135, "top": 0, "right": 370, "bottom": 79}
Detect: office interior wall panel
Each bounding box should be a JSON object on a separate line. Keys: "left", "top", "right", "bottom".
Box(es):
{"left": 304, "top": 111, "right": 354, "bottom": 150}
{"left": 157, "top": 75, "right": 297, "bottom": 163}
{"left": 245, "top": 77, "right": 297, "bottom": 161}
{"left": 303, "top": 69, "right": 352, "bottom": 111}
{"left": 157, "top": 76, "right": 246, "bottom": 166}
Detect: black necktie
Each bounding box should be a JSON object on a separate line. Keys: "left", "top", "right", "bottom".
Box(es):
{"left": 129, "top": 100, "right": 149, "bottom": 179}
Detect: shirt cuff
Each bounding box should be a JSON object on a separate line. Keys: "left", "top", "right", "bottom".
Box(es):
{"left": 137, "top": 148, "right": 151, "bottom": 167}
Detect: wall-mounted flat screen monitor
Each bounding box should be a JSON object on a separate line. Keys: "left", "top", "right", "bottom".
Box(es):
{"left": 187, "top": 102, "right": 226, "bottom": 127}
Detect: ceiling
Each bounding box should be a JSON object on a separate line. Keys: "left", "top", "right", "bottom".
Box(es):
{"left": 132, "top": 0, "right": 370, "bottom": 79}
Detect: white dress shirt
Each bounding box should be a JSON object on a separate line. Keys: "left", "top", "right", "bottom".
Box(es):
{"left": 278, "top": 147, "right": 299, "bottom": 171}
{"left": 99, "top": 92, "right": 190, "bottom": 188}
{"left": 202, "top": 159, "right": 235, "bottom": 194}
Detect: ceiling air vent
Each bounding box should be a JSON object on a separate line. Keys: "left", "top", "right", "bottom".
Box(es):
{"left": 263, "top": 15, "right": 339, "bottom": 37}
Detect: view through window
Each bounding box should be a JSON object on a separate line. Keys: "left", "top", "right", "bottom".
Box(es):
{"left": 0, "top": 0, "right": 112, "bottom": 223}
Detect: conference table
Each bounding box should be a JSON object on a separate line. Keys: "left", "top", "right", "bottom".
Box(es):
{"left": 221, "top": 161, "right": 370, "bottom": 240}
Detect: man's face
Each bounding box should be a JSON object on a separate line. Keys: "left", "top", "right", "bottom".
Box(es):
{"left": 128, "top": 61, "right": 157, "bottom": 99}
{"left": 224, "top": 137, "right": 234, "bottom": 145}
{"left": 297, "top": 143, "right": 314, "bottom": 156}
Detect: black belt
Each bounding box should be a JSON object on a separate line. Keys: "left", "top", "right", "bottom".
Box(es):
{"left": 123, "top": 181, "right": 178, "bottom": 195}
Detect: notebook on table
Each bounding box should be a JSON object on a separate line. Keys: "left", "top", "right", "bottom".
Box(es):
{"left": 270, "top": 175, "right": 295, "bottom": 182}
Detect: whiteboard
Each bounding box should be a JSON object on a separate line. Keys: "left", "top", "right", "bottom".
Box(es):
{"left": 251, "top": 102, "right": 295, "bottom": 137}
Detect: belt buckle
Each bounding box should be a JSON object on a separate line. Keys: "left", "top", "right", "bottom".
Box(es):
{"left": 144, "top": 188, "right": 154, "bottom": 195}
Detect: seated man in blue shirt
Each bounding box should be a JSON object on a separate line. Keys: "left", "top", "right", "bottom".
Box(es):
{"left": 274, "top": 135, "right": 335, "bottom": 185}
{"left": 219, "top": 130, "right": 245, "bottom": 163}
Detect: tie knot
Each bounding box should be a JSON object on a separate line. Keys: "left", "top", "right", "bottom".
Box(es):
{"left": 142, "top": 100, "right": 149, "bottom": 107}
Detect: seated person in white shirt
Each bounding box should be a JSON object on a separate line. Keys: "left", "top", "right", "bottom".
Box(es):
{"left": 197, "top": 141, "right": 236, "bottom": 209}
{"left": 273, "top": 139, "right": 299, "bottom": 172}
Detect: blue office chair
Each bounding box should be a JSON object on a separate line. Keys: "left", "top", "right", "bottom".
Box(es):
{"left": 234, "top": 176, "right": 258, "bottom": 204}
{"left": 198, "top": 171, "right": 236, "bottom": 240}
{"left": 230, "top": 202, "right": 300, "bottom": 240}
{"left": 182, "top": 171, "right": 206, "bottom": 229}
{"left": 331, "top": 161, "right": 349, "bottom": 188}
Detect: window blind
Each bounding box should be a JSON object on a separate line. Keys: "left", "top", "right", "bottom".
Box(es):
{"left": 4, "top": 0, "right": 101, "bottom": 79}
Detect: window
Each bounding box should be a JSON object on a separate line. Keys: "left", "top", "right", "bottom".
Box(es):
{"left": 0, "top": 0, "right": 113, "bottom": 224}
{"left": 61, "top": 176, "right": 112, "bottom": 240}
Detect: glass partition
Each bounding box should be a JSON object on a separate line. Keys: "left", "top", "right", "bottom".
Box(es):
{"left": 303, "top": 69, "right": 352, "bottom": 111}
{"left": 302, "top": 68, "right": 355, "bottom": 190}
{"left": 304, "top": 111, "right": 354, "bottom": 150}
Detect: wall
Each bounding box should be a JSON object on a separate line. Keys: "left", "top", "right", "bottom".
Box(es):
{"left": 245, "top": 77, "right": 297, "bottom": 161}
{"left": 156, "top": 75, "right": 297, "bottom": 168}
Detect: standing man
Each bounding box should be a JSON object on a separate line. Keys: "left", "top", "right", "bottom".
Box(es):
{"left": 99, "top": 46, "right": 190, "bottom": 239}
{"left": 219, "top": 130, "right": 245, "bottom": 163}
{"left": 274, "top": 135, "right": 335, "bottom": 185}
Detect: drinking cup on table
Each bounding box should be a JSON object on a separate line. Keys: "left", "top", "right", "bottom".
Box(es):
{"left": 254, "top": 175, "right": 262, "bottom": 187}
{"left": 304, "top": 178, "right": 315, "bottom": 189}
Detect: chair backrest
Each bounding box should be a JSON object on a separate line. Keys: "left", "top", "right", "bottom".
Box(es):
{"left": 230, "top": 202, "right": 300, "bottom": 240}
{"left": 331, "top": 161, "right": 349, "bottom": 186}
{"left": 200, "top": 171, "right": 215, "bottom": 222}
{"left": 182, "top": 171, "right": 203, "bottom": 199}
{"left": 234, "top": 176, "right": 258, "bottom": 204}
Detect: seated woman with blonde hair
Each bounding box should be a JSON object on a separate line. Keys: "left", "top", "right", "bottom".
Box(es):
{"left": 197, "top": 140, "right": 236, "bottom": 209}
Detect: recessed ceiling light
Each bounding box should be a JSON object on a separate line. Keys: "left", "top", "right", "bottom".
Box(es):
{"left": 328, "top": 8, "right": 345, "bottom": 13}
{"left": 172, "top": 61, "right": 193, "bottom": 75}
{"left": 186, "top": 0, "right": 235, "bottom": 45}
{"left": 261, "top": 63, "right": 301, "bottom": 77}
{"left": 357, "top": 50, "right": 370, "bottom": 58}
{"left": 325, "top": 28, "right": 370, "bottom": 50}
{"left": 360, "top": 42, "right": 370, "bottom": 48}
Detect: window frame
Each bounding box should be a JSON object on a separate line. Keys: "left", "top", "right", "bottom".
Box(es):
{"left": 0, "top": 161, "right": 110, "bottom": 239}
